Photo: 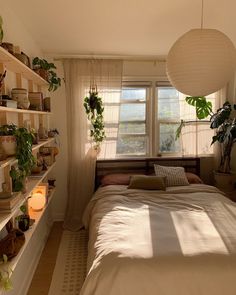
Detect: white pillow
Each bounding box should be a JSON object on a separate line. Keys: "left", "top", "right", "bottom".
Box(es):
{"left": 154, "top": 165, "right": 189, "bottom": 187}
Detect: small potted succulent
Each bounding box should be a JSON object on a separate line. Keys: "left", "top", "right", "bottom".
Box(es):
{"left": 0, "top": 124, "right": 17, "bottom": 156}
{"left": 32, "top": 57, "right": 61, "bottom": 92}
{"left": 16, "top": 205, "right": 30, "bottom": 232}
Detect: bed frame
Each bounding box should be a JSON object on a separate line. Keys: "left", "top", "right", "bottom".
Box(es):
{"left": 95, "top": 157, "right": 200, "bottom": 188}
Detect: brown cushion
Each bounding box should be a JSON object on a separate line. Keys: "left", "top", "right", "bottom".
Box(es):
{"left": 185, "top": 172, "right": 203, "bottom": 184}
{"left": 128, "top": 175, "right": 166, "bottom": 190}
{"left": 101, "top": 173, "right": 132, "bottom": 186}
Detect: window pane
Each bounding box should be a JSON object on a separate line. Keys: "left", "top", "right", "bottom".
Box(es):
{"left": 158, "top": 87, "right": 180, "bottom": 120}
{"left": 159, "top": 124, "right": 180, "bottom": 153}
{"left": 120, "top": 104, "right": 146, "bottom": 121}
{"left": 119, "top": 122, "right": 145, "bottom": 134}
{"left": 117, "top": 136, "right": 146, "bottom": 155}
{"left": 121, "top": 88, "right": 146, "bottom": 101}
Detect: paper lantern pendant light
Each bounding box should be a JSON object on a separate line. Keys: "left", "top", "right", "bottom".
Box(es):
{"left": 167, "top": 28, "right": 236, "bottom": 96}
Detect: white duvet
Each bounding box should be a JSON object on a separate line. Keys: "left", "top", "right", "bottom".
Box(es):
{"left": 81, "top": 184, "right": 236, "bottom": 295}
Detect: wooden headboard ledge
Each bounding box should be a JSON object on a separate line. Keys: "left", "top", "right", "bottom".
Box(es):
{"left": 95, "top": 157, "right": 200, "bottom": 188}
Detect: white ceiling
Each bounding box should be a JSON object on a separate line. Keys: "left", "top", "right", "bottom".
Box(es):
{"left": 7, "top": 0, "right": 236, "bottom": 57}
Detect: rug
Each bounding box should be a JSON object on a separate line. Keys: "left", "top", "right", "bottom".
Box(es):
{"left": 48, "top": 229, "right": 88, "bottom": 295}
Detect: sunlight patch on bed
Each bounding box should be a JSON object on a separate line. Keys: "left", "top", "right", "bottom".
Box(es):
{"left": 171, "top": 210, "right": 229, "bottom": 256}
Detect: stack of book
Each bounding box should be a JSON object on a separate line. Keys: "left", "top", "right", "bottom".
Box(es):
{"left": 0, "top": 192, "right": 23, "bottom": 213}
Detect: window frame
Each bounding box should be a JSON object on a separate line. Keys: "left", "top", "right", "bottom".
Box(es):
{"left": 116, "top": 84, "right": 151, "bottom": 157}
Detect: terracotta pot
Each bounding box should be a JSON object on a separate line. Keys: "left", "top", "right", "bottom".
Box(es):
{"left": 0, "top": 135, "right": 16, "bottom": 156}
{"left": 34, "top": 68, "right": 48, "bottom": 81}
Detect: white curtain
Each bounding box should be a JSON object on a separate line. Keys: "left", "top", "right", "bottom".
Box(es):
{"left": 63, "top": 59, "right": 122, "bottom": 230}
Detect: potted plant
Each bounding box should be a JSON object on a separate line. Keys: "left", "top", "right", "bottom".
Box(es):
{"left": 177, "top": 97, "right": 236, "bottom": 191}
{"left": 9, "top": 127, "right": 35, "bottom": 193}
{"left": 16, "top": 205, "right": 30, "bottom": 232}
{"left": 32, "top": 57, "right": 61, "bottom": 92}
{"left": 0, "top": 254, "right": 12, "bottom": 291}
{"left": 84, "top": 87, "right": 105, "bottom": 149}
{"left": 0, "top": 124, "right": 17, "bottom": 156}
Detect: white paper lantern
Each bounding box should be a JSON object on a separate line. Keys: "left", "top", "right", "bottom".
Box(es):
{"left": 167, "top": 29, "right": 236, "bottom": 96}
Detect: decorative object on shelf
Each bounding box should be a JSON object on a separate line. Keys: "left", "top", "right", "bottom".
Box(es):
{"left": 84, "top": 86, "right": 105, "bottom": 149}
{"left": 39, "top": 146, "right": 57, "bottom": 166}
{"left": 0, "top": 16, "right": 3, "bottom": 45}
{"left": 28, "top": 92, "right": 43, "bottom": 111}
{"left": 48, "top": 128, "right": 59, "bottom": 138}
{"left": 11, "top": 88, "right": 30, "bottom": 109}
{"left": 32, "top": 57, "right": 61, "bottom": 92}
{"left": 0, "top": 220, "right": 25, "bottom": 259}
{"left": 48, "top": 178, "right": 56, "bottom": 188}
{"left": 0, "top": 42, "right": 14, "bottom": 54}
{"left": 0, "top": 254, "right": 12, "bottom": 291}
{"left": 166, "top": 0, "right": 236, "bottom": 97}
{"left": 0, "top": 70, "right": 6, "bottom": 93}
{"left": 177, "top": 100, "right": 236, "bottom": 191}
{"left": 15, "top": 205, "right": 30, "bottom": 232}
{"left": 32, "top": 132, "right": 39, "bottom": 145}
{"left": 31, "top": 153, "right": 43, "bottom": 174}
{"left": 29, "top": 184, "right": 48, "bottom": 211}
{"left": 0, "top": 124, "right": 17, "bottom": 156}
{"left": 0, "top": 143, "right": 7, "bottom": 161}
{"left": 13, "top": 52, "right": 30, "bottom": 68}
{"left": 43, "top": 97, "right": 51, "bottom": 112}
{"left": 38, "top": 123, "right": 48, "bottom": 140}
{"left": 10, "top": 166, "right": 25, "bottom": 193}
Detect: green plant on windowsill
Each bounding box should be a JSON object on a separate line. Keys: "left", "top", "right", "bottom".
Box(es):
{"left": 32, "top": 57, "right": 61, "bottom": 92}
{"left": 84, "top": 87, "right": 105, "bottom": 149}
{"left": 176, "top": 96, "right": 236, "bottom": 174}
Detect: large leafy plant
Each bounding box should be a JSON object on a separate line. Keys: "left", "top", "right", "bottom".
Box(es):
{"left": 32, "top": 57, "right": 61, "bottom": 92}
{"left": 84, "top": 89, "right": 105, "bottom": 148}
{"left": 177, "top": 97, "right": 236, "bottom": 173}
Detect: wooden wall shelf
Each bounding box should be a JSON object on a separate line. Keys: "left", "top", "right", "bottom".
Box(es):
{"left": 0, "top": 162, "right": 56, "bottom": 232}
{"left": 0, "top": 106, "right": 52, "bottom": 115}
{"left": 0, "top": 47, "right": 48, "bottom": 86}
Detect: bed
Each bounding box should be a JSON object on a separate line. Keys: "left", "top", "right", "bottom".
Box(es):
{"left": 80, "top": 158, "right": 236, "bottom": 295}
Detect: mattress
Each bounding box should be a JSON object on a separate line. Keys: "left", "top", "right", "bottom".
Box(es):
{"left": 81, "top": 184, "right": 236, "bottom": 295}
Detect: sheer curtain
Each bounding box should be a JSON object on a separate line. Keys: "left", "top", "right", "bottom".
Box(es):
{"left": 63, "top": 59, "right": 123, "bottom": 230}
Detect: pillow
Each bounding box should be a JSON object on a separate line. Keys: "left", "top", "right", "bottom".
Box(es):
{"left": 101, "top": 173, "right": 131, "bottom": 186}
{"left": 185, "top": 172, "right": 203, "bottom": 184}
{"left": 128, "top": 175, "right": 166, "bottom": 190}
{"left": 154, "top": 165, "right": 189, "bottom": 187}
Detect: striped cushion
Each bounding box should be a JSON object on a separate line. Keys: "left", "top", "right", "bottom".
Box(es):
{"left": 154, "top": 165, "right": 189, "bottom": 187}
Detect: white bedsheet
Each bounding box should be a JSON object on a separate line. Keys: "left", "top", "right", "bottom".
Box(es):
{"left": 81, "top": 184, "right": 236, "bottom": 295}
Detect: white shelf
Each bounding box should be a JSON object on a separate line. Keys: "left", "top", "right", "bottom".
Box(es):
{"left": 0, "top": 47, "right": 48, "bottom": 86}
{"left": 8, "top": 188, "right": 56, "bottom": 273}
{"left": 0, "top": 106, "right": 52, "bottom": 115}
{"left": 0, "top": 138, "right": 55, "bottom": 168}
{"left": 0, "top": 162, "right": 56, "bottom": 232}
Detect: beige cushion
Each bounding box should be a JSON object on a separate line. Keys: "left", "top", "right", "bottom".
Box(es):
{"left": 154, "top": 165, "right": 189, "bottom": 187}
{"left": 128, "top": 175, "right": 166, "bottom": 190}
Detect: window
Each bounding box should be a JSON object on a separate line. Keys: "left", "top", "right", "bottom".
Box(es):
{"left": 116, "top": 87, "right": 148, "bottom": 156}
{"left": 156, "top": 83, "right": 217, "bottom": 156}
{"left": 100, "top": 81, "right": 218, "bottom": 158}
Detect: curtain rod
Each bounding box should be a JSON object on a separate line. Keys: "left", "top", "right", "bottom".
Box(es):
{"left": 52, "top": 54, "right": 166, "bottom": 62}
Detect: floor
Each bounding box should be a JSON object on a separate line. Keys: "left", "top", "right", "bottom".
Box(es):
{"left": 27, "top": 221, "right": 64, "bottom": 295}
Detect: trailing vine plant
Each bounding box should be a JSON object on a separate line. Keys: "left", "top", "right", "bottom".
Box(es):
{"left": 84, "top": 86, "right": 105, "bottom": 148}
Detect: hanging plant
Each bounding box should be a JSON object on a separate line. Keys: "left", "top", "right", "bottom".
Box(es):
{"left": 84, "top": 87, "right": 105, "bottom": 148}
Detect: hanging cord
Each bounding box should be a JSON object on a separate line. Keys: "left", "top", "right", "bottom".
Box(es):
{"left": 200, "top": 0, "right": 204, "bottom": 29}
